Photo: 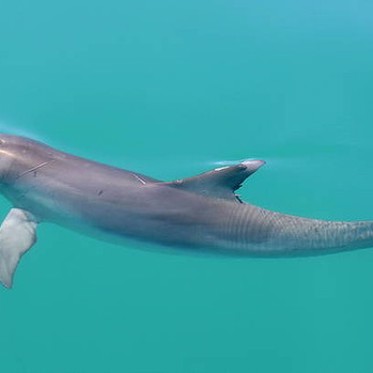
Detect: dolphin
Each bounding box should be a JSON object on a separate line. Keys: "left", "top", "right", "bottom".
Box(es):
{"left": 0, "top": 134, "right": 372, "bottom": 288}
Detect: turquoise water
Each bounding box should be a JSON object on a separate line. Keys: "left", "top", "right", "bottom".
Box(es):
{"left": 1, "top": 1, "right": 373, "bottom": 372}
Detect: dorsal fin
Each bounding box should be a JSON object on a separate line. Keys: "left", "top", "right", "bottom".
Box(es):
{"left": 165, "top": 159, "right": 265, "bottom": 202}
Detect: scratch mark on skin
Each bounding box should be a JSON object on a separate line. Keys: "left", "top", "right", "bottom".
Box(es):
{"left": 132, "top": 173, "right": 146, "bottom": 185}
{"left": 17, "top": 160, "right": 55, "bottom": 179}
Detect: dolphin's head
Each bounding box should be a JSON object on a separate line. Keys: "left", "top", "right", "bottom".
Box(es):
{"left": 0, "top": 134, "right": 53, "bottom": 182}
{"left": 0, "top": 134, "right": 22, "bottom": 180}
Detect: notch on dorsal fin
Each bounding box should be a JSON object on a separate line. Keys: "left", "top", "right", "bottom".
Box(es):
{"left": 165, "top": 159, "right": 265, "bottom": 202}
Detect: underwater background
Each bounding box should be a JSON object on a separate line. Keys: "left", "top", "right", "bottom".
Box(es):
{"left": 1, "top": 0, "right": 373, "bottom": 372}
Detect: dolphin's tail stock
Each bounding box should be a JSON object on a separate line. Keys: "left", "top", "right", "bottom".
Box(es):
{"left": 339, "top": 220, "right": 373, "bottom": 252}
{"left": 0, "top": 208, "right": 38, "bottom": 288}
{"left": 268, "top": 215, "right": 373, "bottom": 256}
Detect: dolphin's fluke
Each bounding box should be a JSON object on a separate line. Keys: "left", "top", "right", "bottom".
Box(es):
{"left": 165, "top": 159, "right": 265, "bottom": 201}
{"left": 0, "top": 208, "right": 38, "bottom": 288}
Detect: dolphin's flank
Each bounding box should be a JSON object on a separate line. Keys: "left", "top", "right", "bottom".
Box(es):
{"left": 0, "top": 134, "right": 372, "bottom": 288}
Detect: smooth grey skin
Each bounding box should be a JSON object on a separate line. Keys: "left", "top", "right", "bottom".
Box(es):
{"left": 0, "top": 133, "right": 373, "bottom": 287}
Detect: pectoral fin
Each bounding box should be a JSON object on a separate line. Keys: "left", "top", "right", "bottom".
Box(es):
{"left": 0, "top": 208, "right": 38, "bottom": 289}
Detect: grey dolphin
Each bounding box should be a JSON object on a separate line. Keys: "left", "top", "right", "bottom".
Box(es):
{"left": 0, "top": 134, "right": 372, "bottom": 288}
